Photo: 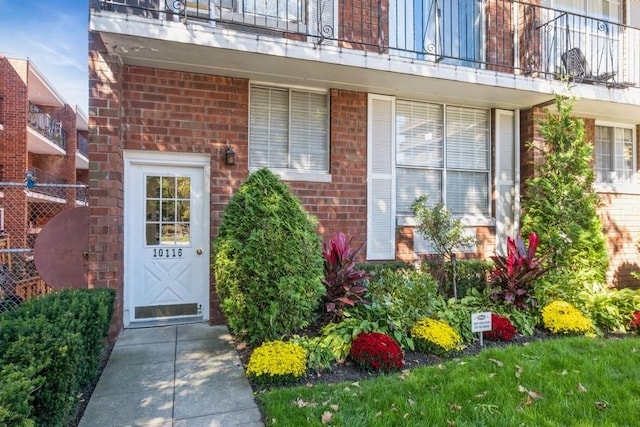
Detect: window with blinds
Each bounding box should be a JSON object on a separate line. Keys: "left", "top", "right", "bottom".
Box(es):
{"left": 249, "top": 86, "right": 329, "bottom": 173}
{"left": 595, "top": 124, "right": 635, "bottom": 184}
{"left": 396, "top": 100, "right": 489, "bottom": 216}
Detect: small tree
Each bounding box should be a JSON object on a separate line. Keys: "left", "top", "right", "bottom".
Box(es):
{"left": 411, "top": 195, "right": 477, "bottom": 299}
{"left": 520, "top": 95, "right": 608, "bottom": 295}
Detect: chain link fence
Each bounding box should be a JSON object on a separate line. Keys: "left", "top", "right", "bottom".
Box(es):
{"left": 0, "top": 182, "right": 88, "bottom": 312}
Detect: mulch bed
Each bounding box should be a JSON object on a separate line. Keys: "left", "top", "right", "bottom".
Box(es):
{"left": 233, "top": 325, "right": 558, "bottom": 392}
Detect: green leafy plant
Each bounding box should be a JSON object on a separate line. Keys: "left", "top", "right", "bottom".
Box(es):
{"left": 541, "top": 300, "right": 593, "bottom": 335}
{"left": 411, "top": 195, "right": 477, "bottom": 299}
{"left": 351, "top": 268, "right": 439, "bottom": 350}
{"left": 322, "top": 232, "right": 371, "bottom": 319}
{"left": 520, "top": 95, "right": 608, "bottom": 289}
{"left": 246, "top": 341, "right": 307, "bottom": 385}
{"left": 213, "top": 168, "right": 325, "bottom": 344}
{"left": 489, "top": 232, "right": 547, "bottom": 310}
{"left": 575, "top": 284, "right": 640, "bottom": 333}
{"left": 349, "top": 332, "right": 404, "bottom": 372}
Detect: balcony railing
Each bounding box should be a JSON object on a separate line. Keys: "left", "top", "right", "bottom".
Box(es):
{"left": 77, "top": 134, "right": 89, "bottom": 158}
{"left": 23, "top": 168, "right": 88, "bottom": 205}
{"left": 95, "top": 0, "right": 639, "bottom": 88}
{"left": 28, "top": 104, "right": 66, "bottom": 150}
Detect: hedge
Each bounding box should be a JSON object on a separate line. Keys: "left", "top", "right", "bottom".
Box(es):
{"left": 0, "top": 288, "right": 115, "bottom": 426}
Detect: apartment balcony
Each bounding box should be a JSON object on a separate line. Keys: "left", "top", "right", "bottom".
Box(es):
{"left": 91, "top": 0, "right": 640, "bottom": 120}
{"left": 76, "top": 134, "right": 89, "bottom": 170}
{"left": 27, "top": 103, "right": 66, "bottom": 155}
{"left": 24, "top": 168, "right": 87, "bottom": 206}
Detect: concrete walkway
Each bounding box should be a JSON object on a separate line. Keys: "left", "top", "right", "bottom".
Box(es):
{"left": 79, "top": 323, "right": 264, "bottom": 427}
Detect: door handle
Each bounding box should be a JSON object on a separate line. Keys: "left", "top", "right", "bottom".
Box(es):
{"left": 196, "top": 248, "right": 203, "bottom": 255}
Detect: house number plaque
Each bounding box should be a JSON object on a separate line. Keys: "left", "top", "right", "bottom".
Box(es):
{"left": 152, "top": 248, "right": 183, "bottom": 258}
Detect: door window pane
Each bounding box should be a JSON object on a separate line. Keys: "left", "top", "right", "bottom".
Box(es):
{"left": 145, "top": 175, "right": 191, "bottom": 246}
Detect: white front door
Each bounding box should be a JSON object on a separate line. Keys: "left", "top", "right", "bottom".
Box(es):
{"left": 124, "top": 151, "right": 210, "bottom": 327}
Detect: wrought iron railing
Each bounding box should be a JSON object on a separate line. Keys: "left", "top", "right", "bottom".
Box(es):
{"left": 95, "top": 0, "right": 639, "bottom": 88}
{"left": 27, "top": 103, "right": 66, "bottom": 150}
{"left": 77, "top": 134, "right": 89, "bottom": 158}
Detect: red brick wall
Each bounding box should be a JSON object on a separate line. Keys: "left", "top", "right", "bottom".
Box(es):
{"left": 518, "top": 0, "right": 542, "bottom": 76}
{"left": 486, "top": 0, "right": 514, "bottom": 73}
{"left": 339, "top": 0, "right": 388, "bottom": 51}
{"left": 88, "top": 32, "right": 125, "bottom": 339}
{"left": 0, "top": 57, "right": 29, "bottom": 246}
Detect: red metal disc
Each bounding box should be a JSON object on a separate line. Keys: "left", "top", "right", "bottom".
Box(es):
{"left": 34, "top": 207, "right": 88, "bottom": 289}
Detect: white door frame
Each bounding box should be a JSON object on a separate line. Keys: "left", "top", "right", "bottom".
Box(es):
{"left": 123, "top": 150, "right": 211, "bottom": 327}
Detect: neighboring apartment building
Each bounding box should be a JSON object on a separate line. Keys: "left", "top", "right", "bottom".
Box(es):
{"left": 88, "top": 0, "right": 640, "bottom": 329}
{"left": 0, "top": 55, "right": 89, "bottom": 299}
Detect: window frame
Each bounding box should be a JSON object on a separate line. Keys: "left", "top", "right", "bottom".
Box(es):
{"left": 248, "top": 84, "right": 331, "bottom": 183}
{"left": 594, "top": 121, "right": 638, "bottom": 193}
{"left": 395, "top": 99, "right": 492, "bottom": 226}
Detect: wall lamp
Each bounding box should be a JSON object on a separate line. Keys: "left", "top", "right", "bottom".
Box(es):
{"left": 224, "top": 143, "right": 236, "bottom": 166}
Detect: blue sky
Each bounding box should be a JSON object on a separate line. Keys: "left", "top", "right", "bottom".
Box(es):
{"left": 0, "top": 0, "right": 88, "bottom": 113}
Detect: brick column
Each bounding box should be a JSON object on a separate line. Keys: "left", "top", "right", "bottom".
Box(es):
{"left": 88, "top": 32, "right": 125, "bottom": 337}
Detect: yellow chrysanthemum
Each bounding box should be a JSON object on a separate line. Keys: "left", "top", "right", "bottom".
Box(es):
{"left": 246, "top": 340, "right": 307, "bottom": 383}
{"left": 411, "top": 318, "right": 462, "bottom": 355}
{"left": 542, "top": 300, "right": 593, "bottom": 334}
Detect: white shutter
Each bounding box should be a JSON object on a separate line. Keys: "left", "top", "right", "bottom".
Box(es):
{"left": 367, "top": 94, "right": 396, "bottom": 260}
{"left": 290, "top": 90, "right": 328, "bottom": 171}
{"left": 249, "top": 86, "right": 288, "bottom": 169}
{"left": 308, "top": 0, "right": 337, "bottom": 45}
{"left": 494, "top": 109, "right": 518, "bottom": 255}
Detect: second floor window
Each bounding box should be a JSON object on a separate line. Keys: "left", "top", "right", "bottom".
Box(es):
{"left": 249, "top": 86, "right": 329, "bottom": 173}
{"left": 396, "top": 100, "right": 490, "bottom": 217}
{"left": 595, "top": 124, "right": 636, "bottom": 185}
{"left": 221, "top": 0, "right": 304, "bottom": 22}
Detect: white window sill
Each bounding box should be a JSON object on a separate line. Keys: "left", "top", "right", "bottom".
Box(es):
{"left": 397, "top": 214, "right": 496, "bottom": 228}
{"left": 595, "top": 183, "right": 640, "bottom": 195}
{"left": 250, "top": 168, "right": 331, "bottom": 183}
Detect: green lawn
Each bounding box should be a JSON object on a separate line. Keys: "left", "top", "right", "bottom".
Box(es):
{"left": 256, "top": 336, "right": 640, "bottom": 426}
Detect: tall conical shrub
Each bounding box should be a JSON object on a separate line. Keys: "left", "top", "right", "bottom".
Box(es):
{"left": 213, "top": 168, "right": 324, "bottom": 344}
{"left": 521, "top": 95, "right": 608, "bottom": 296}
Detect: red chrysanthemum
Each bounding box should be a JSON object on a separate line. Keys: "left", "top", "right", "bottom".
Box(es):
{"left": 629, "top": 311, "right": 640, "bottom": 333}
{"left": 484, "top": 313, "right": 517, "bottom": 341}
{"left": 349, "top": 332, "right": 404, "bottom": 372}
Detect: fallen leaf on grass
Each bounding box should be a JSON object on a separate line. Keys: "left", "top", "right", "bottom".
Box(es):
{"left": 375, "top": 411, "right": 382, "bottom": 417}
{"left": 577, "top": 383, "right": 587, "bottom": 393}
{"left": 595, "top": 401, "right": 610, "bottom": 411}
{"left": 399, "top": 370, "right": 412, "bottom": 380}
{"left": 489, "top": 358, "right": 504, "bottom": 367}
{"left": 475, "top": 391, "right": 488, "bottom": 398}
{"left": 515, "top": 365, "right": 524, "bottom": 378}
{"left": 437, "top": 363, "right": 446, "bottom": 370}
{"left": 518, "top": 385, "right": 543, "bottom": 404}
{"left": 408, "top": 398, "right": 416, "bottom": 406}
{"left": 330, "top": 404, "right": 339, "bottom": 411}
{"left": 448, "top": 402, "right": 463, "bottom": 412}
{"left": 321, "top": 411, "right": 333, "bottom": 424}
{"left": 447, "top": 419, "right": 456, "bottom": 426}
{"left": 293, "top": 398, "right": 308, "bottom": 408}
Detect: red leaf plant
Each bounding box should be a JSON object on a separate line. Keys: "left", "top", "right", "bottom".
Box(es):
{"left": 628, "top": 311, "right": 640, "bottom": 334}
{"left": 322, "top": 232, "right": 371, "bottom": 319}
{"left": 484, "top": 313, "right": 517, "bottom": 342}
{"left": 349, "top": 332, "right": 404, "bottom": 372}
{"left": 489, "top": 232, "right": 548, "bottom": 310}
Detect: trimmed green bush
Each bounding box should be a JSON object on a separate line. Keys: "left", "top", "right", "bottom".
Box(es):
{"left": 0, "top": 288, "right": 115, "bottom": 426}
{"left": 213, "top": 168, "right": 325, "bottom": 344}
{"left": 521, "top": 95, "right": 608, "bottom": 292}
